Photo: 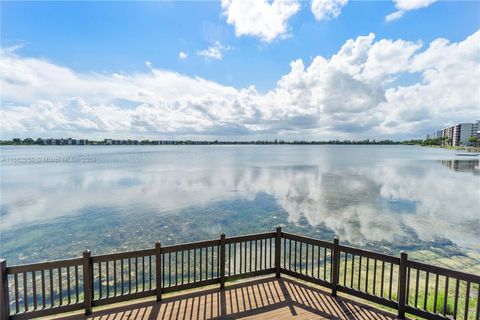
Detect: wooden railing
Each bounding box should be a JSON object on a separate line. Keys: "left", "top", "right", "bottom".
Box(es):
{"left": 1, "top": 227, "right": 479, "bottom": 320}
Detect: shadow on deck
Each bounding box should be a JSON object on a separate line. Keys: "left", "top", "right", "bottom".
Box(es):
{"left": 55, "top": 277, "right": 401, "bottom": 320}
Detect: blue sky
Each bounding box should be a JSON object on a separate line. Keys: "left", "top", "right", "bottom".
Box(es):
{"left": 1, "top": 0, "right": 479, "bottom": 140}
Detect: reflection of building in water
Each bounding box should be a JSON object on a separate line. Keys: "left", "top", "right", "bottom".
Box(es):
{"left": 439, "top": 160, "right": 480, "bottom": 174}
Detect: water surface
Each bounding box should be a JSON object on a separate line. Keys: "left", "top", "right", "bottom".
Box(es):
{"left": 1, "top": 145, "right": 479, "bottom": 272}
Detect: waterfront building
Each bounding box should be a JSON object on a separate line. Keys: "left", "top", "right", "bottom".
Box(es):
{"left": 428, "top": 121, "right": 479, "bottom": 146}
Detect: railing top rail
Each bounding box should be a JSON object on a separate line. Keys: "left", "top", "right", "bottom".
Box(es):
{"left": 225, "top": 232, "right": 275, "bottom": 244}
{"left": 281, "top": 232, "right": 333, "bottom": 248}
{"left": 162, "top": 238, "right": 220, "bottom": 253}
{"left": 91, "top": 248, "right": 156, "bottom": 263}
{"left": 6, "top": 257, "right": 83, "bottom": 274}
{"left": 338, "top": 245, "right": 400, "bottom": 265}
{"left": 407, "top": 258, "right": 480, "bottom": 283}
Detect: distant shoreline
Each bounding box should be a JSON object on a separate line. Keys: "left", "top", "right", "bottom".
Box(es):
{"left": 0, "top": 138, "right": 420, "bottom": 146}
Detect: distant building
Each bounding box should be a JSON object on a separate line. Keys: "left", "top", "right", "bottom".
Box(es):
{"left": 429, "top": 121, "right": 479, "bottom": 146}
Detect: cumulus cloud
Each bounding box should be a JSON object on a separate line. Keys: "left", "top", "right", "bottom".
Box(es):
{"left": 196, "top": 41, "right": 232, "bottom": 60}
{"left": 311, "top": 0, "right": 348, "bottom": 21}
{"left": 178, "top": 51, "right": 188, "bottom": 60}
{"left": 221, "top": 0, "right": 300, "bottom": 42}
{"left": 386, "top": 0, "right": 437, "bottom": 21}
{"left": 1, "top": 31, "right": 479, "bottom": 139}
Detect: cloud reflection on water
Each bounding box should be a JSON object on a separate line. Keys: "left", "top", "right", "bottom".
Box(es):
{"left": 2, "top": 153, "right": 478, "bottom": 252}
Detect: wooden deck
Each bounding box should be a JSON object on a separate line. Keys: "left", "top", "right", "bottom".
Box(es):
{"left": 53, "top": 277, "right": 401, "bottom": 320}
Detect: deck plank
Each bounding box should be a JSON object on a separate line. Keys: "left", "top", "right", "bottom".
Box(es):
{"left": 53, "top": 277, "right": 402, "bottom": 319}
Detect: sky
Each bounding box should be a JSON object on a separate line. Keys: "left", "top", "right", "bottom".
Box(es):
{"left": 1, "top": 0, "right": 479, "bottom": 140}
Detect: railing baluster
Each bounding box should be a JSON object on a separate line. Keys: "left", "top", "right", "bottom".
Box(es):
{"left": 244, "top": 241, "right": 247, "bottom": 273}
{"left": 423, "top": 271, "right": 429, "bottom": 311}
{"left": 98, "top": 263, "right": 102, "bottom": 299}
{"left": 234, "top": 243, "right": 237, "bottom": 275}
{"left": 299, "top": 242, "right": 303, "bottom": 274}
{"left": 358, "top": 256, "right": 362, "bottom": 290}
{"left": 453, "top": 279, "right": 459, "bottom": 318}
{"left": 254, "top": 240, "right": 258, "bottom": 271}
{"left": 142, "top": 256, "right": 145, "bottom": 291}
{"left": 32, "top": 271, "right": 37, "bottom": 310}
{"left": 373, "top": 259, "right": 377, "bottom": 295}
{"left": 205, "top": 246, "right": 208, "bottom": 279}
{"left": 324, "top": 247, "right": 327, "bottom": 280}
{"left": 248, "top": 241, "right": 252, "bottom": 272}
{"left": 194, "top": 249, "right": 197, "bottom": 282}
{"left": 175, "top": 252, "right": 178, "bottom": 285}
{"left": 415, "top": 269, "right": 420, "bottom": 307}
{"left": 380, "top": 261, "right": 385, "bottom": 298}
{"left": 351, "top": 254, "right": 355, "bottom": 287}
{"left": 220, "top": 234, "right": 226, "bottom": 288}
{"left": 121, "top": 259, "right": 124, "bottom": 295}
{"left": 289, "top": 240, "right": 292, "bottom": 271}
{"left": 188, "top": 250, "right": 191, "bottom": 283}
{"left": 464, "top": 281, "right": 470, "bottom": 320}
{"left": 155, "top": 242, "right": 161, "bottom": 302}
{"left": 49, "top": 269, "right": 54, "bottom": 307}
{"left": 181, "top": 251, "right": 184, "bottom": 285}
{"left": 311, "top": 243, "right": 314, "bottom": 278}
{"left": 294, "top": 241, "right": 298, "bottom": 273}
{"left": 67, "top": 266, "right": 71, "bottom": 304}
{"left": 135, "top": 257, "right": 138, "bottom": 292}
{"left": 162, "top": 253, "right": 166, "bottom": 288}
{"left": 75, "top": 266, "right": 79, "bottom": 303}
{"left": 113, "top": 260, "right": 117, "bottom": 296}
{"left": 270, "top": 237, "right": 273, "bottom": 268}
{"left": 14, "top": 273, "right": 19, "bottom": 313}
{"left": 105, "top": 262, "right": 108, "bottom": 298}
{"left": 365, "top": 258, "right": 369, "bottom": 293}
{"left": 128, "top": 258, "right": 132, "bottom": 292}
{"left": 317, "top": 245, "right": 320, "bottom": 279}
{"left": 211, "top": 246, "right": 214, "bottom": 279}
{"left": 475, "top": 284, "right": 479, "bottom": 320}
{"left": 406, "top": 267, "right": 410, "bottom": 303}
{"left": 168, "top": 253, "right": 171, "bottom": 287}
{"left": 305, "top": 243, "right": 309, "bottom": 275}
{"left": 199, "top": 248, "right": 202, "bottom": 280}
{"left": 389, "top": 263, "right": 393, "bottom": 300}
{"left": 265, "top": 238, "right": 268, "bottom": 269}
{"left": 443, "top": 276, "right": 448, "bottom": 316}
{"left": 23, "top": 272, "right": 28, "bottom": 312}
{"left": 149, "top": 256, "right": 152, "bottom": 289}
{"left": 433, "top": 273, "right": 439, "bottom": 313}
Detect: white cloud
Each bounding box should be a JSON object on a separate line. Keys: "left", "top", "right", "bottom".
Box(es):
{"left": 1, "top": 30, "right": 479, "bottom": 140}
{"left": 311, "top": 0, "right": 348, "bottom": 21}
{"left": 196, "top": 41, "right": 232, "bottom": 60}
{"left": 178, "top": 51, "right": 188, "bottom": 60}
{"left": 386, "top": 0, "right": 437, "bottom": 21}
{"left": 221, "top": 0, "right": 300, "bottom": 42}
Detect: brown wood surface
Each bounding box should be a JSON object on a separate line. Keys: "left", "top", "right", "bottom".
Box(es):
{"left": 51, "top": 276, "right": 401, "bottom": 320}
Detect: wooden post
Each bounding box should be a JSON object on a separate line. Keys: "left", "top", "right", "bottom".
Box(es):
{"left": 275, "top": 226, "right": 281, "bottom": 278}
{"left": 332, "top": 236, "right": 340, "bottom": 296}
{"left": 82, "top": 250, "right": 92, "bottom": 316}
{"left": 155, "top": 241, "right": 162, "bottom": 302}
{"left": 398, "top": 251, "right": 408, "bottom": 319}
{"left": 220, "top": 234, "right": 226, "bottom": 289}
{"left": 0, "top": 260, "right": 9, "bottom": 320}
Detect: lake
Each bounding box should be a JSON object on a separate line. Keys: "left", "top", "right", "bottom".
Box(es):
{"left": 1, "top": 145, "right": 479, "bottom": 273}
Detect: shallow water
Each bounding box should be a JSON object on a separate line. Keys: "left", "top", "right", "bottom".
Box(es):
{"left": 1, "top": 145, "right": 479, "bottom": 270}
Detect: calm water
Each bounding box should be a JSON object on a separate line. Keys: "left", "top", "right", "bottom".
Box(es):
{"left": 1, "top": 145, "right": 479, "bottom": 271}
